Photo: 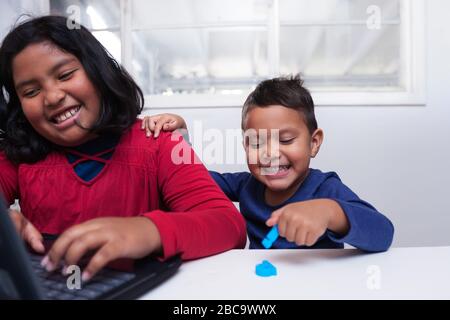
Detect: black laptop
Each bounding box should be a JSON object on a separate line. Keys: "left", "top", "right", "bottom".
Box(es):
{"left": 0, "top": 197, "right": 181, "bottom": 300}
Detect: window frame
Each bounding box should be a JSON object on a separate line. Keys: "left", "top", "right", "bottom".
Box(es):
{"left": 47, "top": 0, "right": 426, "bottom": 108}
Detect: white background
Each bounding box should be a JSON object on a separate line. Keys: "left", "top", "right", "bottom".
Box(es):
{"left": 142, "top": 0, "right": 450, "bottom": 248}
{"left": 1, "top": 1, "right": 449, "bottom": 248}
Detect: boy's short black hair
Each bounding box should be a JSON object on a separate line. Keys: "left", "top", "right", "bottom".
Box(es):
{"left": 0, "top": 15, "right": 144, "bottom": 164}
{"left": 241, "top": 74, "right": 318, "bottom": 134}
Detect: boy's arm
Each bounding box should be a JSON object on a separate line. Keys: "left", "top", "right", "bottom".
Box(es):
{"left": 142, "top": 133, "right": 247, "bottom": 261}
{"left": 209, "top": 171, "right": 251, "bottom": 202}
{"left": 319, "top": 178, "right": 395, "bottom": 252}
{"left": 141, "top": 114, "right": 249, "bottom": 202}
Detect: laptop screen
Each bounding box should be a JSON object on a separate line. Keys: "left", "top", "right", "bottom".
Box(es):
{"left": 0, "top": 197, "right": 44, "bottom": 299}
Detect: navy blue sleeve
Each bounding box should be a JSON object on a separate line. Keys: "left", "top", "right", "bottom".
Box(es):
{"left": 317, "top": 177, "right": 394, "bottom": 253}
{"left": 209, "top": 171, "right": 251, "bottom": 202}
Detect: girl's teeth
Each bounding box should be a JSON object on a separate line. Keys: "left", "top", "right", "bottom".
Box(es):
{"left": 55, "top": 106, "right": 80, "bottom": 123}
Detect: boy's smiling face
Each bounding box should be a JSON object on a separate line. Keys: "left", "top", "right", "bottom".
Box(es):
{"left": 243, "top": 105, "right": 323, "bottom": 204}
{"left": 12, "top": 41, "right": 101, "bottom": 146}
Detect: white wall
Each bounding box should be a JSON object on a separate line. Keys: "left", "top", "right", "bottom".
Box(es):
{"left": 0, "top": 0, "right": 48, "bottom": 41}
{"left": 2, "top": 1, "right": 447, "bottom": 247}
{"left": 144, "top": 0, "right": 450, "bottom": 247}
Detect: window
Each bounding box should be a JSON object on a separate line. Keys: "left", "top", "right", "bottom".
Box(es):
{"left": 50, "top": 0, "right": 122, "bottom": 62}
{"left": 49, "top": 0, "right": 425, "bottom": 107}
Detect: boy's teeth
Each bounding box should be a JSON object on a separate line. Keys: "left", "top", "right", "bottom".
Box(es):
{"left": 261, "top": 165, "right": 290, "bottom": 174}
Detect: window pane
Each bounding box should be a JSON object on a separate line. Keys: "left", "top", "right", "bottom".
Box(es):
{"left": 131, "top": 0, "right": 269, "bottom": 28}
{"left": 132, "top": 29, "right": 268, "bottom": 95}
{"left": 49, "top": 0, "right": 121, "bottom": 62}
{"left": 279, "top": 0, "right": 400, "bottom": 22}
{"left": 92, "top": 31, "right": 121, "bottom": 63}
{"left": 279, "top": 0, "right": 401, "bottom": 90}
{"left": 50, "top": 0, "right": 120, "bottom": 30}
{"left": 1, "top": 0, "right": 49, "bottom": 40}
{"left": 131, "top": 0, "right": 271, "bottom": 95}
{"left": 280, "top": 25, "right": 400, "bottom": 89}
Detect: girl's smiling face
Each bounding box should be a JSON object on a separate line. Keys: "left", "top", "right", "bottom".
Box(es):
{"left": 12, "top": 41, "right": 101, "bottom": 146}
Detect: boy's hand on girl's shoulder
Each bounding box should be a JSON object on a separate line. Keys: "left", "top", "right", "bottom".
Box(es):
{"left": 8, "top": 209, "right": 45, "bottom": 253}
{"left": 141, "top": 113, "right": 187, "bottom": 138}
{"left": 266, "top": 199, "right": 348, "bottom": 247}
{"left": 41, "top": 216, "right": 162, "bottom": 282}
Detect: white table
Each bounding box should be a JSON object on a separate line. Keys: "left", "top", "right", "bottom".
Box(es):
{"left": 141, "top": 247, "right": 450, "bottom": 300}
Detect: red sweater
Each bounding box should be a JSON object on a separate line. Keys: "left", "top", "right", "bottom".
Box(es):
{"left": 0, "top": 120, "right": 246, "bottom": 260}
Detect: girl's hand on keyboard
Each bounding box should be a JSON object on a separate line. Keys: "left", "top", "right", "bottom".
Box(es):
{"left": 9, "top": 209, "right": 45, "bottom": 253}
{"left": 42, "top": 216, "right": 162, "bottom": 281}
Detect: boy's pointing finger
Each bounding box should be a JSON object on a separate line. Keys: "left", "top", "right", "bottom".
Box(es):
{"left": 266, "top": 209, "right": 283, "bottom": 227}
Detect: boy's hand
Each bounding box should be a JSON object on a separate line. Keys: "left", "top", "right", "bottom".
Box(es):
{"left": 9, "top": 209, "right": 45, "bottom": 253}
{"left": 141, "top": 113, "right": 187, "bottom": 138}
{"left": 42, "top": 216, "right": 162, "bottom": 282}
{"left": 266, "top": 199, "right": 349, "bottom": 247}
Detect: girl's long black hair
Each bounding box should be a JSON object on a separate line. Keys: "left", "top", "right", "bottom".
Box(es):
{"left": 0, "top": 15, "right": 144, "bottom": 164}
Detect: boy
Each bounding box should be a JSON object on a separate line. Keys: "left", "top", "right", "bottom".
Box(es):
{"left": 143, "top": 75, "right": 394, "bottom": 252}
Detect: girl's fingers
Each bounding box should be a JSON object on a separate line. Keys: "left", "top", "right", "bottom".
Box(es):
{"left": 23, "top": 222, "right": 45, "bottom": 253}
{"left": 82, "top": 243, "right": 120, "bottom": 282}
{"left": 62, "top": 231, "right": 108, "bottom": 273}
{"left": 9, "top": 210, "right": 45, "bottom": 253}
{"left": 8, "top": 210, "right": 25, "bottom": 234}
{"left": 44, "top": 223, "right": 98, "bottom": 272}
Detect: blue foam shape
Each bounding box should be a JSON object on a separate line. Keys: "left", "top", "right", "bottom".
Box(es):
{"left": 261, "top": 225, "right": 279, "bottom": 249}
{"left": 255, "top": 260, "right": 277, "bottom": 277}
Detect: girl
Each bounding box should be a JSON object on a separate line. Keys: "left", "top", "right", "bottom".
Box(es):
{"left": 0, "top": 16, "right": 246, "bottom": 282}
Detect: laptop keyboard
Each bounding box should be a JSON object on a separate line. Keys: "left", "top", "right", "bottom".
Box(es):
{"left": 29, "top": 254, "right": 136, "bottom": 300}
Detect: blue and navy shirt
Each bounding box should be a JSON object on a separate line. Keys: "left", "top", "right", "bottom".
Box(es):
{"left": 210, "top": 169, "right": 394, "bottom": 252}
{"left": 65, "top": 134, "right": 121, "bottom": 182}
